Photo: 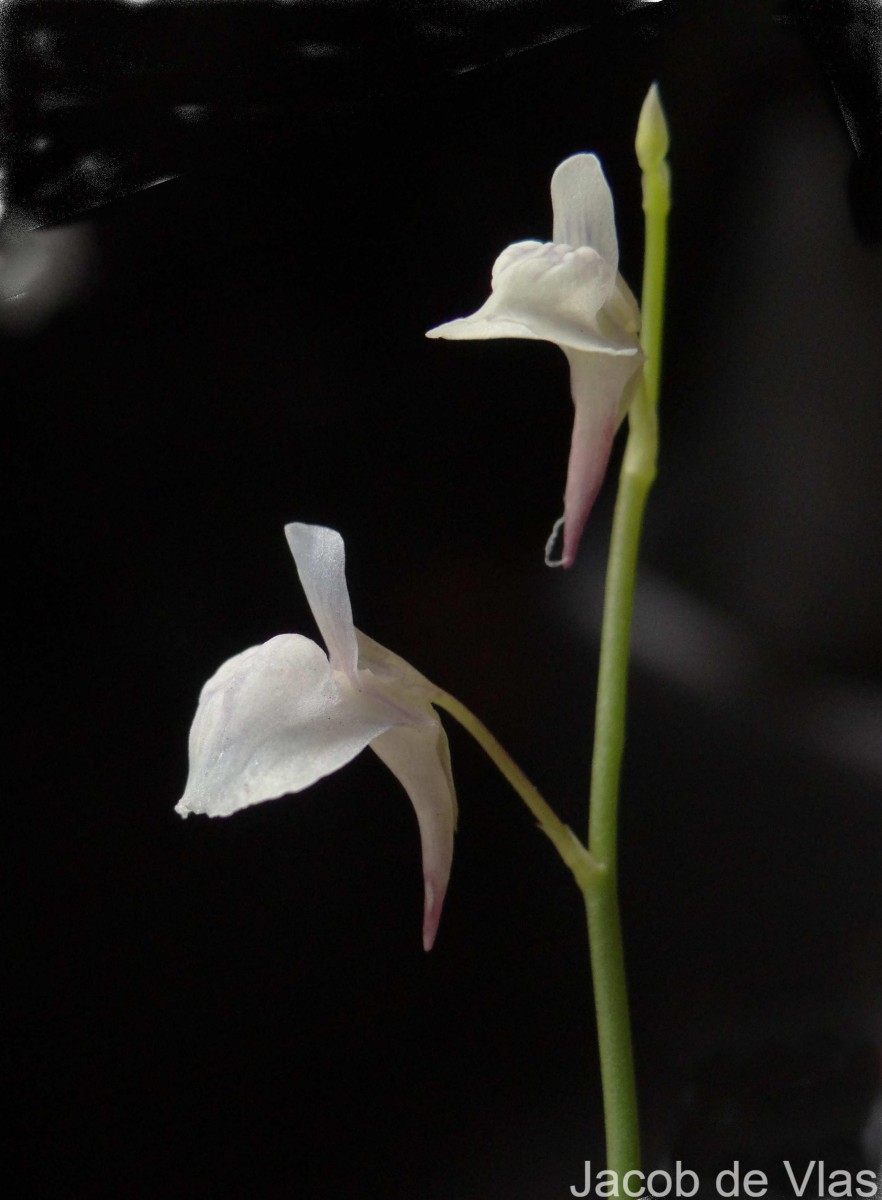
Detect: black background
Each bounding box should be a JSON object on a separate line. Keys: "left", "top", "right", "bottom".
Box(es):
{"left": 5, "top": 2, "right": 882, "bottom": 1197}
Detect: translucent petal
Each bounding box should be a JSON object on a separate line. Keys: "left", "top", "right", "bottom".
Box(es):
{"left": 370, "top": 721, "right": 457, "bottom": 952}
{"left": 551, "top": 153, "right": 618, "bottom": 272}
{"left": 607, "top": 274, "right": 642, "bottom": 337}
{"left": 176, "top": 634, "right": 395, "bottom": 818}
{"left": 355, "top": 629, "right": 439, "bottom": 710}
{"left": 285, "top": 523, "right": 358, "bottom": 679}
{"left": 427, "top": 240, "right": 628, "bottom": 354}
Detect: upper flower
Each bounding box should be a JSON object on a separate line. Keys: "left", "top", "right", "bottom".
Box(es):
{"left": 426, "top": 153, "right": 643, "bottom": 568}
{"left": 176, "top": 522, "right": 457, "bottom": 951}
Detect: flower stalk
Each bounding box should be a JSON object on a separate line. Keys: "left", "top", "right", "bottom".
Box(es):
{"left": 583, "top": 82, "right": 670, "bottom": 1188}
{"left": 433, "top": 690, "right": 597, "bottom": 891}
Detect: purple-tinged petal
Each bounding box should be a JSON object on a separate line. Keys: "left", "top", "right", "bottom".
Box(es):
{"left": 285, "top": 523, "right": 359, "bottom": 679}
{"left": 546, "top": 349, "right": 644, "bottom": 568}
{"left": 176, "top": 634, "right": 396, "bottom": 818}
{"left": 369, "top": 721, "right": 457, "bottom": 952}
{"left": 547, "top": 393, "right": 617, "bottom": 570}
{"left": 551, "top": 154, "right": 618, "bottom": 272}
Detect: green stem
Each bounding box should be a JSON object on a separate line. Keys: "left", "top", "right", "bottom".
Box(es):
{"left": 437, "top": 88, "right": 669, "bottom": 1197}
{"left": 583, "top": 85, "right": 670, "bottom": 1189}
{"left": 433, "top": 690, "right": 596, "bottom": 890}
{"left": 584, "top": 459, "right": 652, "bottom": 1184}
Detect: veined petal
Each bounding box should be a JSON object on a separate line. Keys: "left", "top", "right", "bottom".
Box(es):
{"left": 428, "top": 240, "right": 625, "bottom": 354}
{"left": 551, "top": 154, "right": 618, "bottom": 273}
{"left": 285, "top": 523, "right": 359, "bottom": 679}
{"left": 370, "top": 721, "right": 457, "bottom": 952}
{"left": 176, "top": 634, "right": 396, "bottom": 818}
{"left": 546, "top": 348, "right": 644, "bottom": 568}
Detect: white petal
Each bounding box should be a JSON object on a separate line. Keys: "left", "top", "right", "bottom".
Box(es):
{"left": 370, "top": 721, "right": 457, "bottom": 952}
{"left": 285, "top": 523, "right": 359, "bottom": 679}
{"left": 428, "top": 240, "right": 627, "bottom": 354}
{"left": 426, "top": 309, "right": 545, "bottom": 343}
{"left": 176, "top": 634, "right": 396, "bottom": 818}
{"left": 551, "top": 153, "right": 618, "bottom": 273}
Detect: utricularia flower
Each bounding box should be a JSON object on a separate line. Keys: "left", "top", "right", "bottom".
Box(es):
{"left": 177, "top": 523, "right": 456, "bottom": 951}
{"left": 427, "top": 153, "right": 643, "bottom": 568}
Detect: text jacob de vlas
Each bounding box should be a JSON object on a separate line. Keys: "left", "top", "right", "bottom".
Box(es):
{"left": 570, "top": 1159, "right": 880, "bottom": 1197}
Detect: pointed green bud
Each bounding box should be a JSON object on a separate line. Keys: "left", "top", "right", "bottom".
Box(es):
{"left": 635, "top": 83, "right": 669, "bottom": 172}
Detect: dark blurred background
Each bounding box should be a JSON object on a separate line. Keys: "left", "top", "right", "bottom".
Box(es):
{"left": 4, "top": 2, "right": 882, "bottom": 1197}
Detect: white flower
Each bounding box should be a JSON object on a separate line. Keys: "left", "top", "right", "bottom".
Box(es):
{"left": 176, "top": 523, "right": 456, "bottom": 951}
{"left": 427, "top": 153, "right": 643, "bottom": 568}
